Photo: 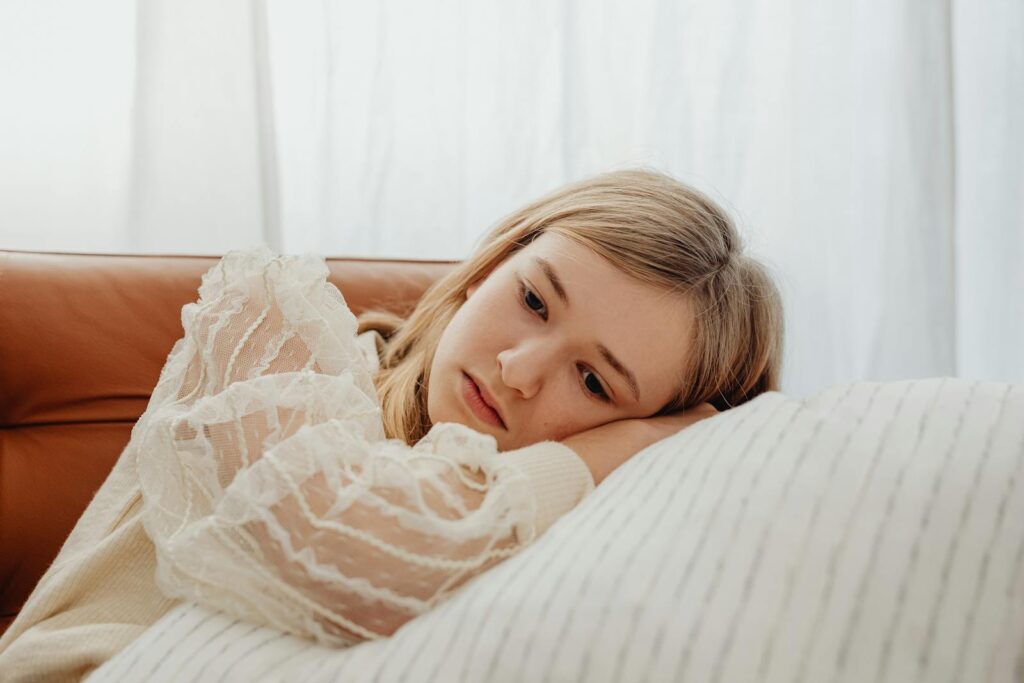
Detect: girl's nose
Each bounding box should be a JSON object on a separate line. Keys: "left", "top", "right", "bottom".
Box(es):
{"left": 496, "top": 343, "right": 550, "bottom": 401}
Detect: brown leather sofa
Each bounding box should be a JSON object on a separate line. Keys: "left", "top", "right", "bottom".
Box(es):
{"left": 0, "top": 248, "right": 456, "bottom": 636}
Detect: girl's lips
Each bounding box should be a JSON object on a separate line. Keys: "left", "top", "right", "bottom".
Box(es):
{"left": 462, "top": 373, "right": 505, "bottom": 429}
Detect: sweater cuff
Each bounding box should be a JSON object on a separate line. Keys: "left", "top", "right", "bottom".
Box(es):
{"left": 501, "top": 440, "right": 596, "bottom": 542}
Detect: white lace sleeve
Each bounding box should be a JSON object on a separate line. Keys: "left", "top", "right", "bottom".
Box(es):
{"left": 134, "top": 247, "right": 594, "bottom": 646}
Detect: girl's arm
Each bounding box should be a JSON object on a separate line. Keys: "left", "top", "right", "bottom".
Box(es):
{"left": 135, "top": 248, "right": 594, "bottom": 646}
{"left": 562, "top": 405, "right": 718, "bottom": 486}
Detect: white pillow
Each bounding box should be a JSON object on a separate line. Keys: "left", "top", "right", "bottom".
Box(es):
{"left": 89, "top": 378, "right": 1024, "bottom": 682}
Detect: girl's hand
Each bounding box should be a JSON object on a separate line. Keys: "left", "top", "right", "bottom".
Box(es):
{"left": 560, "top": 403, "right": 718, "bottom": 486}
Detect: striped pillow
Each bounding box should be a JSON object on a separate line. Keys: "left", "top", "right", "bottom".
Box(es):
{"left": 89, "top": 378, "right": 1024, "bottom": 682}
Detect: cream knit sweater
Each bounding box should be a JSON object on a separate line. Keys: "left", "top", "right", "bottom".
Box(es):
{"left": 0, "top": 248, "right": 594, "bottom": 682}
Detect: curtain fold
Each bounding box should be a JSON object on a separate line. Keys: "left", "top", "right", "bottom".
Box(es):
{"left": 0, "top": 0, "right": 1019, "bottom": 394}
{"left": 125, "top": 0, "right": 280, "bottom": 253}
{"left": 951, "top": 0, "right": 1024, "bottom": 384}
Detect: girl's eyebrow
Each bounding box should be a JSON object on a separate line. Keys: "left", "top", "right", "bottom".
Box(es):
{"left": 534, "top": 256, "right": 570, "bottom": 307}
{"left": 532, "top": 256, "right": 642, "bottom": 404}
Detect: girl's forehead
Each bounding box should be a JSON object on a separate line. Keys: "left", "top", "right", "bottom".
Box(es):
{"left": 511, "top": 232, "right": 603, "bottom": 272}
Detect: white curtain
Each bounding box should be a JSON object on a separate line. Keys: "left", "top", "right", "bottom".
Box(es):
{"left": 0, "top": 0, "right": 1019, "bottom": 395}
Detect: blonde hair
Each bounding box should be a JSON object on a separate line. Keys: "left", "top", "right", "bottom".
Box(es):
{"left": 356, "top": 168, "right": 784, "bottom": 445}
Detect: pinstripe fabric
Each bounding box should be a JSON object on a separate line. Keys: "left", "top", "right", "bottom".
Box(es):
{"left": 87, "top": 378, "right": 1024, "bottom": 683}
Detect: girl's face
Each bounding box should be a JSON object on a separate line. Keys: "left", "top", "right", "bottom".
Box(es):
{"left": 427, "top": 231, "right": 695, "bottom": 451}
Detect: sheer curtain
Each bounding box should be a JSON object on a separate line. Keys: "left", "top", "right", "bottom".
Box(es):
{"left": 0, "top": 0, "right": 1019, "bottom": 395}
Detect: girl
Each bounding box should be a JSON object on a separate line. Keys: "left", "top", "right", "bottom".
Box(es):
{"left": 0, "top": 168, "right": 783, "bottom": 681}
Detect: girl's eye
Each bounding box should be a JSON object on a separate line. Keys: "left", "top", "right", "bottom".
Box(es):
{"left": 520, "top": 282, "right": 546, "bottom": 318}
{"left": 578, "top": 364, "right": 612, "bottom": 402}
{"left": 517, "top": 280, "right": 612, "bottom": 404}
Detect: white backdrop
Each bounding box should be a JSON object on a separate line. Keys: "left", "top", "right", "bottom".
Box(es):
{"left": 0, "top": 0, "right": 1020, "bottom": 396}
